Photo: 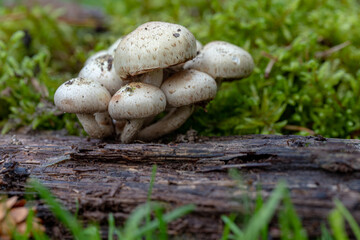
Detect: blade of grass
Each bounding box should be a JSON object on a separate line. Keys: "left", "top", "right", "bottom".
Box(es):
{"left": 320, "top": 224, "right": 334, "bottom": 240}
{"left": 255, "top": 186, "right": 268, "bottom": 240}
{"left": 221, "top": 215, "right": 244, "bottom": 239}
{"left": 108, "top": 213, "right": 115, "bottom": 240}
{"left": 145, "top": 164, "right": 158, "bottom": 240}
{"left": 221, "top": 213, "right": 237, "bottom": 240}
{"left": 279, "top": 190, "right": 307, "bottom": 240}
{"left": 328, "top": 209, "right": 349, "bottom": 240}
{"left": 123, "top": 202, "right": 159, "bottom": 239}
{"left": 154, "top": 206, "right": 168, "bottom": 240}
{"left": 243, "top": 181, "right": 287, "bottom": 240}
{"left": 29, "top": 179, "right": 84, "bottom": 239}
{"left": 135, "top": 204, "right": 195, "bottom": 237}
{"left": 334, "top": 199, "right": 360, "bottom": 240}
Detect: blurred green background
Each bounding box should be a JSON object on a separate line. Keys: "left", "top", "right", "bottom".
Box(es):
{"left": 0, "top": 0, "right": 360, "bottom": 138}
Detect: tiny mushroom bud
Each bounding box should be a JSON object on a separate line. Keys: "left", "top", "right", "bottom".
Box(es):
{"left": 195, "top": 40, "right": 203, "bottom": 54}
{"left": 54, "top": 77, "right": 114, "bottom": 138}
{"left": 108, "top": 37, "right": 123, "bottom": 57}
{"left": 79, "top": 54, "right": 124, "bottom": 96}
{"left": 184, "top": 41, "right": 254, "bottom": 85}
{"left": 108, "top": 82, "right": 166, "bottom": 143}
{"left": 84, "top": 50, "right": 108, "bottom": 65}
{"left": 138, "top": 69, "right": 217, "bottom": 141}
{"left": 168, "top": 39, "right": 204, "bottom": 73}
{"left": 114, "top": 21, "right": 197, "bottom": 87}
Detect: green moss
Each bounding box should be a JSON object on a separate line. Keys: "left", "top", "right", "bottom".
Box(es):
{"left": 1, "top": 0, "right": 360, "bottom": 138}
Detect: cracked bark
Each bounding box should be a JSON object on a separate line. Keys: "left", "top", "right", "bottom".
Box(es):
{"left": 1, "top": 133, "right": 360, "bottom": 239}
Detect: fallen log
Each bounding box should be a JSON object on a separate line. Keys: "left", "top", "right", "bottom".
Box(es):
{"left": 1, "top": 133, "right": 360, "bottom": 239}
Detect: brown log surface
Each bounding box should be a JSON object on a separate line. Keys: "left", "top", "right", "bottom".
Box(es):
{"left": 1, "top": 133, "right": 360, "bottom": 239}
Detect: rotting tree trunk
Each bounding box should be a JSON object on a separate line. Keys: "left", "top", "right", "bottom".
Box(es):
{"left": 1, "top": 133, "right": 360, "bottom": 239}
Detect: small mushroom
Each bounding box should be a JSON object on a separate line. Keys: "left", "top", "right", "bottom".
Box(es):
{"left": 79, "top": 54, "right": 124, "bottom": 96}
{"left": 168, "top": 39, "right": 204, "bottom": 73}
{"left": 184, "top": 41, "right": 254, "bottom": 85}
{"left": 108, "top": 82, "right": 166, "bottom": 143}
{"left": 108, "top": 37, "right": 123, "bottom": 56}
{"left": 54, "top": 77, "right": 114, "bottom": 138}
{"left": 84, "top": 50, "right": 108, "bottom": 65}
{"left": 114, "top": 21, "right": 197, "bottom": 87}
{"left": 137, "top": 69, "right": 217, "bottom": 141}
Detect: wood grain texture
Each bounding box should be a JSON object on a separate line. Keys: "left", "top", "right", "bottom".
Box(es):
{"left": 1, "top": 133, "right": 360, "bottom": 239}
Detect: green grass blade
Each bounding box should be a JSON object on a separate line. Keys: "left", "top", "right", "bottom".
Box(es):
{"left": 329, "top": 209, "right": 349, "bottom": 240}
{"left": 154, "top": 206, "right": 168, "bottom": 240}
{"left": 255, "top": 187, "right": 268, "bottom": 240}
{"left": 243, "top": 181, "right": 287, "bottom": 240}
{"left": 147, "top": 165, "right": 157, "bottom": 201}
{"left": 29, "top": 179, "right": 84, "bottom": 240}
{"left": 145, "top": 164, "right": 158, "bottom": 240}
{"left": 221, "top": 214, "right": 237, "bottom": 240}
{"left": 320, "top": 224, "right": 334, "bottom": 240}
{"left": 278, "top": 190, "right": 307, "bottom": 240}
{"left": 334, "top": 199, "right": 360, "bottom": 240}
{"left": 221, "top": 215, "right": 244, "bottom": 239}
{"left": 108, "top": 213, "right": 115, "bottom": 240}
{"left": 135, "top": 204, "right": 195, "bottom": 237}
{"left": 123, "top": 203, "right": 156, "bottom": 239}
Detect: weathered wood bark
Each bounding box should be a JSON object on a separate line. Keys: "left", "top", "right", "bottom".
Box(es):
{"left": 1, "top": 133, "right": 360, "bottom": 239}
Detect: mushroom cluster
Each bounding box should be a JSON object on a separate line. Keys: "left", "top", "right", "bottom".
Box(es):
{"left": 54, "top": 21, "right": 254, "bottom": 143}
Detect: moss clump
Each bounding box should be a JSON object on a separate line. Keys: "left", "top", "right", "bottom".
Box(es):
{"left": 1, "top": 0, "right": 360, "bottom": 138}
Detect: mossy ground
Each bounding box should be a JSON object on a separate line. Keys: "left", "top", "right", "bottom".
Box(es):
{"left": 1, "top": 0, "right": 360, "bottom": 138}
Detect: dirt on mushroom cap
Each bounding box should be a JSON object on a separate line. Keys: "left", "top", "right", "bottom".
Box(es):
{"left": 184, "top": 41, "right": 254, "bottom": 79}
{"left": 161, "top": 69, "right": 217, "bottom": 107}
{"left": 114, "top": 21, "right": 197, "bottom": 79}
{"left": 54, "top": 78, "right": 111, "bottom": 114}
{"left": 109, "top": 82, "right": 166, "bottom": 119}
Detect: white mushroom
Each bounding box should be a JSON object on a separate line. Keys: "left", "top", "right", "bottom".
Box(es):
{"left": 138, "top": 69, "right": 217, "bottom": 141}
{"left": 169, "top": 39, "right": 204, "bottom": 73}
{"left": 84, "top": 50, "right": 108, "bottom": 65}
{"left": 184, "top": 41, "right": 254, "bottom": 85}
{"left": 114, "top": 21, "right": 197, "bottom": 87}
{"left": 108, "top": 37, "right": 123, "bottom": 56}
{"left": 79, "top": 54, "right": 124, "bottom": 96}
{"left": 108, "top": 82, "right": 166, "bottom": 143}
{"left": 54, "top": 77, "right": 114, "bottom": 138}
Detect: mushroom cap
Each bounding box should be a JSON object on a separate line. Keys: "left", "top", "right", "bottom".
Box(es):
{"left": 184, "top": 41, "right": 254, "bottom": 80}
{"left": 195, "top": 40, "right": 203, "bottom": 54}
{"left": 108, "top": 37, "right": 123, "bottom": 56}
{"left": 54, "top": 77, "right": 111, "bottom": 114}
{"left": 79, "top": 54, "right": 124, "bottom": 95}
{"left": 109, "top": 82, "right": 166, "bottom": 120}
{"left": 114, "top": 21, "right": 197, "bottom": 79}
{"left": 84, "top": 50, "right": 108, "bottom": 65}
{"left": 161, "top": 69, "right": 217, "bottom": 108}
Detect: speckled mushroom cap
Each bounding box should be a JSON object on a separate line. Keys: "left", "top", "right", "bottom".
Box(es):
{"left": 114, "top": 21, "right": 197, "bottom": 79}
{"left": 184, "top": 41, "right": 254, "bottom": 80}
{"left": 161, "top": 69, "right": 217, "bottom": 108}
{"left": 79, "top": 54, "right": 124, "bottom": 95}
{"left": 109, "top": 82, "right": 166, "bottom": 120}
{"left": 54, "top": 77, "right": 111, "bottom": 114}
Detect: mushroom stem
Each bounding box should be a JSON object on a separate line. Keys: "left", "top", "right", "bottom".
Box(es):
{"left": 77, "top": 113, "right": 112, "bottom": 138}
{"left": 215, "top": 78, "right": 223, "bottom": 89}
{"left": 137, "top": 105, "right": 194, "bottom": 141}
{"left": 94, "top": 112, "right": 115, "bottom": 137}
{"left": 121, "top": 118, "right": 145, "bottom": 143}
{"left": 135, "top": 69, "right": 163, "bottom": 87}
{"left": 114, "top": 119, "right": 126, "bottom": 135}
